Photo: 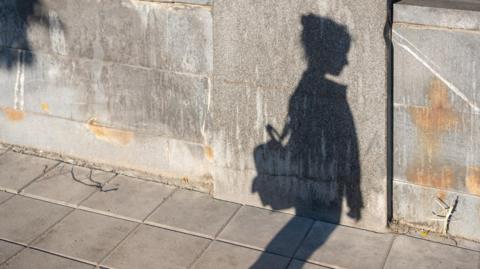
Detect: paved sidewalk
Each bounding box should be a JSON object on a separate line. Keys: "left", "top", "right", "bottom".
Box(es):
{"left": 0, "top": 150, "right": 479, "bottom": 269}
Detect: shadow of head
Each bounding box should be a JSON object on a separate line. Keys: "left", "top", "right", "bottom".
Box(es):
{"left": 301, "top": 14, "right": 351, "bottom": 76}
{"left": 0, "top": 0, "right": 63, "bottom": 69}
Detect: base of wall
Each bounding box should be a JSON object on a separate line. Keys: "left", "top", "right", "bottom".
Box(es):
{"left": 0, "top": 109, "right": 213, "bottom": 193}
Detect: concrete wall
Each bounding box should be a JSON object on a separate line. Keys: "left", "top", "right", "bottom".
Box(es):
{"left": 0, "top": 0, "right": 214, "bottom": 191}
{"left": 393, "top": 0, "right": 480, "bottom": 241}
{"left": 209, "top": 0, "right": 389, "bottom": 231}
{"left": 0, "top": 0, "right": 389, "bottom": 231}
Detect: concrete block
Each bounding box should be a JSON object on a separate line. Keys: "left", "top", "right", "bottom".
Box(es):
{"left": 33, "top": 210, "right": 136, "bottom": 263}
{"left": 0, "top": 249, "right": 94, "bottom": 269}
{"left": 393, "top": 2, "right": 480, "bottom": 242}
{"left": 192, "top": 241, "right": 290, "bottom": 269}
{"left": 0, "top": 240, "right": 23, "bottom": 265}
{"left": 0, "top": 152, "right": 58, "bottom": 193}
{"left": 0, "top": 111, "right": 211, "bottom": 192}
{"left": 0, "top": 196, "right": 71, "bottom": 244}
{"left": 218, "top": 206, "right": 313, "bottom": 257}
{"left": 102, "top": 225, "right": 210, "bottom": 269}
{"left": 393, "top": 181, "right": 480, "bottom": 242}
{"left": 0, "top": 0, "right": 212, "bottom": 75}
{"left": 394, "top": 0, "right": 480, "bottom": 30}
{"left": 211, "top": 0, "right": 388, "bottom": 231}
{"left": 384, "top": 235, "right": 480, "bottom": 269}
{"left": 0, "top": 49, "right": 210, "bottom": 144}
{"left": 146, "top": 189, "right": 240, "bottom": 237}
{"left": 21, "top": 163, "right": 115, "bottom": 207}
{"left": 79, "top": 175, "right": 175, "bottom": 221}
{"left": 0, "top": 191, "right": 12, "bottom": 204}
{"left": 295, "top": 221, "right": 393, "bottom": 268}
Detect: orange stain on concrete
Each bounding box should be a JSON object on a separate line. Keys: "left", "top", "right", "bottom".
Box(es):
{"left": 204, "top": 145, "right": 214, "bottom": 161}
{"left": 466, "top": 167, "right": 480, "bottom": 196}
{"left": 86, "top": 119, "right": 134, "bottom": 146}
{"left": 41, "top": 103, "right": 49, "bottom": 112}
{"left": 406, "top": 165, "right": 454, "bottom": 190}
{"left": 409, "top": 79, "right": 459, "bottom": 155}
{"left": 407, "top": 79, "right": 459, "bottom": 190}
{"left": 2, "top": 107, "right": 25, "bottom": 121}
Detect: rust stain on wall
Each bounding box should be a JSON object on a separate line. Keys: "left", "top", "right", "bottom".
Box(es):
{"left": 406, "top": 78, "right": 459, "bottom": 190}
{"left": 86, "top": 119, "right": 134, "bottom": 146}
{"left": 204, "top": 145, "right": 214, "bottom": 161}
{"left": 2, "top": 107, "right": 25, "bottom": 121}
{"left": 41, "top": 103, "right": 49, "bottom": 112}
{"left": 466, "top": 167, "right": 480, "bottom": 196}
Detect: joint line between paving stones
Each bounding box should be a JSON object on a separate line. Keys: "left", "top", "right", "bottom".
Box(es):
{"left": 0, "top": 241, "right": 27, "bottom": 266}
{"left": 97, "top": 188, "right": 179, "bottom": 267}
{"left": 97, "top": 223, "right": 142, "bottom": 267}
{"left": 26, "top": 207, "right": 76, "bottom": 247}
{"left": 381, "top": 234, "right": 397, "bottom": 269}
{"left": 0, "top": 193, "right": 16, "bottom": 207}
{"left": 16, "top": 161, "right": 62, "bottom": 194}
{"left": 286, "top": 219, "right": 316, "bottom": 268}
{"left": 187, "top": 204, "right": 244, "bottom": 269}
{"left": 75, "top": 172, "right": 119, "bottom": 209}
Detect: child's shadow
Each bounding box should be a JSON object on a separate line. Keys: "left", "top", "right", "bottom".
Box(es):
{"left": 251, "top": 14, "right": 363, "bottom": 268}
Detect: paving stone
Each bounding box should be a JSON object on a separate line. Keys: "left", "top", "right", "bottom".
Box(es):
{"left": 0, "top": 240, "right": 23, "bottom": 264}
{"left": 295, "top": 221, "right": 394, "bottom": 269}
{"left": 384, "top": 235, "right": 480, "bottom": 269}
{"left": 0, "top": 152, "right": 58, "bottom": 193}
{"left": 288, "top": 260, "right": 330, "bottom": 269}
{"left": 0, "top": 196, "right": 71, "bottom": 244}
{"left": 79, "top": 175, "right": 175, "bottom": 221}
{"left": 102, "top": 225, "right": 210, "bottom": 269}
{"left": 21, "top": 164, "right": 115, "bottom": 207}
{"left": 0, "top": 191, "right": 12, "bottom": 204}
{"left": 146, "top": 189, "right": 240, "bottom": 237}
{"left": 192, "top": 241, "right": 290, "bottom": 269}
{"left": 0, "top": 248, "right": 94, "bottom": 269}
{"left": 32, "top": 210, "right": 136, "bottom": 264}
{"left": 218, "top": 206, "right": 313, "bottom": 257}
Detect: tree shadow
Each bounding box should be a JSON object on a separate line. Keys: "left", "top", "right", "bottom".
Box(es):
{"left": 251, "top": 14, "right": 362, "bottom": 267}
{"left": 0, "top": 0, "right": 59, "bottom": 69}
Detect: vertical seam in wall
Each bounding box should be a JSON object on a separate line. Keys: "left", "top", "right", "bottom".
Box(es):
{"left": 386, "top": 0, "right": 394, "bottom": 224}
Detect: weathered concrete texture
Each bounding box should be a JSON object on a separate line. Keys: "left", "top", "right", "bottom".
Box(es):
{"left": 295, "top": 221, "right": 394, "bottom": 268}
{"left": 146, "top": 189, "right": 240, "bottom": 237}
{"left": 102, "top": 225, "right": 210, "bottom": 269}
{"left": 144, "top": 0, "right": 212, "bottom": 6}
{"left": 33, "top": 210, "right": 136, "bottom": 263}
{"left": 393, "top": 182, "right": 480, "bottom": 242}
{"left": 0, "top": 112, "right": 212, "bottom": 192}
{"left": 0, "top": 48, "right": 210, "bottom": 144}
{"left": 0, "top": 152, "right": 59, "bottom": 193}
{"left": 218, "top": 206, "right": 313, "bottom": 256}
{"left": 393, "top": 1, "right": 480, "bottom": 241}
{"left": 79, "top": 175, "right": 175, "bottom": 221}
{"left": 210, "top": 0, "right": 388, "bottom": 231}
{"left": 0, "top": 0, "right": 213, "bottom": 192}
{"left": 192, "top": 241, "right": 290, "bottom": 269}
{"left": 0, "top": 0, "right": 212, "bottom": 75}
{"left": 394, "top": 0, "right": 480, "bottom": 30}
{"left": 0, "top": 196, "right": 71, "bottom": 244}
{"left": 384, "top": 235, "right": 480, "bottom": 269}
{"left": 0, "top": 240, "right": 23, "bottom": 265}
{"left": 21, "top": 163, "right": 115, "bottom": 207}
{"left": 0, "top": 249, "right": 94, "bottom": 269}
